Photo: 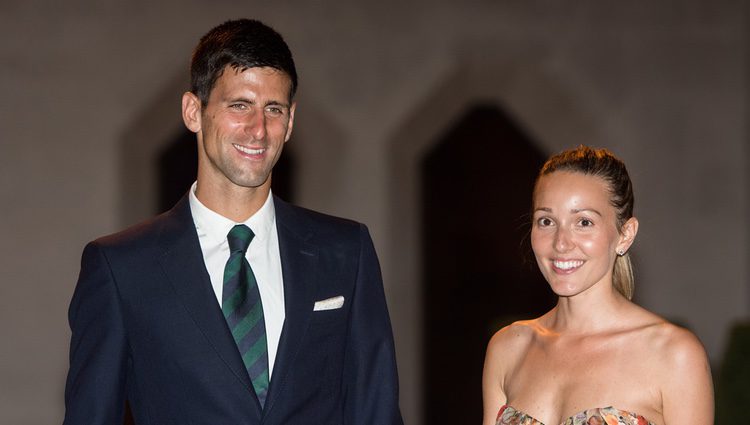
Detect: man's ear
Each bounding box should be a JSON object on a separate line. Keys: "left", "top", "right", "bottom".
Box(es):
{"left": 617, "top": 217, "right": 639, "bottom": 255}
{"left": 284, "top": 102, "right": 296, "bottom": 143}
{"left": 182, "top": 92, "right": 202, "bottom": 133}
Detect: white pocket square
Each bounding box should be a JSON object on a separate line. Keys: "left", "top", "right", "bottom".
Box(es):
{"left": 313, "top": 296, "right": 345, "bottom": 311}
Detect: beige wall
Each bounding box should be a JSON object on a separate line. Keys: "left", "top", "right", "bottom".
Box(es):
{"left": 1, "top": 1, "right": 747, "bottom": 424}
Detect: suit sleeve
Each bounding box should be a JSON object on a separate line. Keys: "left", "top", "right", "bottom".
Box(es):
{"left": 63, "top": 242, "right": 128, "bottom": 425}
{"left": 342, "top": 224, "right": 404, "bottom": 425}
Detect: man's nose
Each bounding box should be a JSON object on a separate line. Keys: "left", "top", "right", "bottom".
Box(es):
{"left": 245, "top": 110, "right": 267, "bottom": 140}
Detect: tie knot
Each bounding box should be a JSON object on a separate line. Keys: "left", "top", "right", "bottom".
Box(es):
{"left": 227, "top": 224, "right": 254, "bottom": 253}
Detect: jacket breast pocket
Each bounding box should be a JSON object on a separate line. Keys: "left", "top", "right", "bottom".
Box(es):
{"left": 310, "top": 306, "right": 346, "bottom": 326}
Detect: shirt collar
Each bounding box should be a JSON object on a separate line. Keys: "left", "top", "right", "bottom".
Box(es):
{"left": 188, "top": 181, "right": 276, "bottom": 246}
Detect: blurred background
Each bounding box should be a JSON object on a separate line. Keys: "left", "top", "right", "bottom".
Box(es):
{"left": 2, "top": 1, "right": 748, "bottom": 424}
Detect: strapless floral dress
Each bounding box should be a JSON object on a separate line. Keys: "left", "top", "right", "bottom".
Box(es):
{"left": 496, "top": 404, "right": 655, "bottom": 425}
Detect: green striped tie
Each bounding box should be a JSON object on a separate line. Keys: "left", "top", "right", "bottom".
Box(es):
{"left": 222, "top": 225, "right": 269, "bottom": 406}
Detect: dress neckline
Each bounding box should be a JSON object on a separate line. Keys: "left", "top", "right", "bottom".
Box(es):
{"left": 497, "top": 404, "right": 656, "bottom": 425}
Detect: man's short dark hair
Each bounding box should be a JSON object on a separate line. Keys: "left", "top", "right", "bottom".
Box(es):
{"left": 190, "top": 19, "right": 298, "bottom": 104}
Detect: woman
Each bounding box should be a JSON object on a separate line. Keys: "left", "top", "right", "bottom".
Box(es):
{"left": 482, "top": 146, "right": 713, "bottom": 425}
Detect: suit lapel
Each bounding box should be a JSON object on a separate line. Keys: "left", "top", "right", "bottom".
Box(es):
{"left": 156, "top": 197, "right": 258, "bottom": 406}
{"left": 262, "top": 197, "right": 319, "bottom": 416}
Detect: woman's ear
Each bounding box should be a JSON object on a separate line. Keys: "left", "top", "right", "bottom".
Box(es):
{"left": 617, "top": 217, "right": 639, "bottom": 255}
{"left": 182, "top": 92, "right": 202, "bottom": 133}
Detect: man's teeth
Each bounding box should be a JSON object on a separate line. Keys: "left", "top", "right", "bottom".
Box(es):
{"left": 234, "top": 144, "right": 264, "bottom": 155}
{"left": 553, "top": 260, "right": 584, "bottom": 270}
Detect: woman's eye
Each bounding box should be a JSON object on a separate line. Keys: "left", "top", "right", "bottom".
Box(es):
{"left": 579, "top": 218, "right": 593, "bottom": 227}
{"left": 537, "top": 217, "right": 553, "bottom": 227}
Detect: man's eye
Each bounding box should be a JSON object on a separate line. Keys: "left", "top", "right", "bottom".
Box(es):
{"left": 266, "top": 106, "right": 283, "bottom": 115}
{"left": 230, "top": 104, "right": 247, "bottom": 110}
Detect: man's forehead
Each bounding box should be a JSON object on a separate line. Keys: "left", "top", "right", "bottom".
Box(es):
{"left": 226, "top": 64, "right": 290, "bottom": 79}
{"left": 211, "top": 65, "right": 292, "bottom": 91}
{"left": 218, "top": 65, "right": 292, "bottom": 91}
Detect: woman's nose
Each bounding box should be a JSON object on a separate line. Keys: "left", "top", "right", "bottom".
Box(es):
{"left": 553, "top": 228, "right": 573, "bottom": 252}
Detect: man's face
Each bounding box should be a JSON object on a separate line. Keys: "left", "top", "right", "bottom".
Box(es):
{"left": 187, "top": 66, "right": 295, "bottom": 193}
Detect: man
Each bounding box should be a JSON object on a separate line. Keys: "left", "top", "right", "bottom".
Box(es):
{"left": 64, "top": 19, "right": 403, "bottom": 425}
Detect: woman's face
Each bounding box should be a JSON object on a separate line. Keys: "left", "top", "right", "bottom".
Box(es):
{"left": 530, "top": 171, "right": 634, "bottom": 298}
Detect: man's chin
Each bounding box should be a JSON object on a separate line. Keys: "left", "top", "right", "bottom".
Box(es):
{"left": 228, "top": 174, "right": 272, "bottom": 190}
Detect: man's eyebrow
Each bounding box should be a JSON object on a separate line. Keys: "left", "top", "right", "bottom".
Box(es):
{"left": 265, "top": 99, "right": 291, "bottom": 108}
{"left": 224, "top": 97, "right": 290, "bottom": 108}
{"left": 225, "top": 96, "right": 254, "bottom": 104}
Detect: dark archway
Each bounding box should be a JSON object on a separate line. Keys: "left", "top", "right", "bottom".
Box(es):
{"left": 421, "top": 104, "right": 555, "bottom": 424}
{"left": 157, "top": 130, "right": 198, "bottom": 213}
{"left": 157, "top": 130, "right": 296, "bottom": 213}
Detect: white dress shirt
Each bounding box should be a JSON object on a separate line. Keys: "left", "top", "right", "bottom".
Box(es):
{"left": 188, "top": 182, "right": 285, "bottom": 378}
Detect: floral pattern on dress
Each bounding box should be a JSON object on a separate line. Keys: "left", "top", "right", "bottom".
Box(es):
{"left": 496, "top": 405, "right": 654, "bottom": 425}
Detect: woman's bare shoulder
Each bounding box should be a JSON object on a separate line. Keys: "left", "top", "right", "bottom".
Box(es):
{"left": 487, "top": 318, "right": 543, "bottom": 359}
{"left": 625, "top": 310, "right": 711, "bottom": 385}
{"left": 640, "top": 318, "right": 714, "bottom": 422}
{"left": 645, "top": 320, "right": 709, "bottom": 368}
{"left": 483, "top": 318, "right": 544, "bottom": 402}
{"left": 626, "top": 306, "right": 704, "bottom": 353}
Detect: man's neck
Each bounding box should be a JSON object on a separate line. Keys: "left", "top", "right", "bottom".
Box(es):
{"left": 194, "top": 179, "right": 271, "bottom": 222}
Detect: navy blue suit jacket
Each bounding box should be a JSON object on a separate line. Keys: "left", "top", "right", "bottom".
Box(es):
{"left": 64, "top": 196, "right": 403, "bottom": 424}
